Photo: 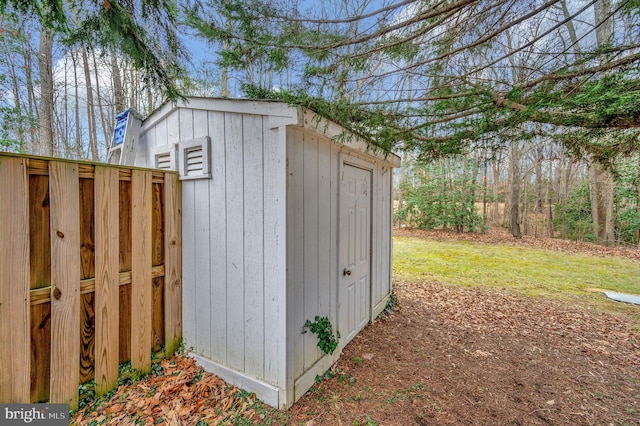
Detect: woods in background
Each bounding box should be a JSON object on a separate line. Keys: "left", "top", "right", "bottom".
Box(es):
{"left": 395, "top": 146, "right": 640, "bottom": 246}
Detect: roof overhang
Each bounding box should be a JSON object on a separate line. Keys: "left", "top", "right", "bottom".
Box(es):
{"left": 142, "top": 97, "right": 401, "bottom": 168}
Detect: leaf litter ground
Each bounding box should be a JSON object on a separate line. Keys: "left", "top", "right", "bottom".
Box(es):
{"left": 73, "top": 230, "right": 640, "bottom": 425}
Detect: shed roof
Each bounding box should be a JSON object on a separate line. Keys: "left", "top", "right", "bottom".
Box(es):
{"left": 142, "top": 97, "right": 401, "bottom": 168}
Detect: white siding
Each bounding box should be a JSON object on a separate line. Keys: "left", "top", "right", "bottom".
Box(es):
{"left": 138, "top": 106, "right": 287, "bottom": 392}
{"left": 286, "top": 128, "right": 394, "bottom": 392}
{"left": 208, "top": 111, "right": 227, "bottom": 365}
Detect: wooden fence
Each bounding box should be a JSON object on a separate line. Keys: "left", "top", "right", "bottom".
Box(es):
{"left": 0, "top": 153, "right": 182, "bottom": 410}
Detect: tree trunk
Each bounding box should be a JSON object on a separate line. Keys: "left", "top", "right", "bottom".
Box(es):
{"left": 492, "top": 153, "right": 501, "bottom": 226}
{"left": 589, "top": 162, "right": 615, "bottom": 243}
{"left": 38, "top": 28, "right": 55, "bottom": 156}
{"left": 535, "top": 142, "right": 544, "bottom": 213}
{"left": 482, "top": 159, "right": 488, "bottom": 225}
{"left": 561, "top": 156, "right": 573, "bottom": 240}
{"left": 111, "top": 50, "right": 126, "bottom": 113}
{"left": 523, "top": 172, "right": 529, "bottom": 235}
{"left": 71, "top": 48, "right": 84, "bottom": 158}
{"left": 92, "top": 49, "right": 111, "bottom": 153}
{"left": 82, "top": 45, "right": 99, "bottom": 160}
{"left": 397, "top": 155, "right": 408, "bottom": 227}
{"left": 6, "top": 49, "right": 25, "bottom": 148}
{"left": 508, "top": 141, "right": 522, "bottom": 238}
{"left": 22, "top": 37, "right": 38, "bottom": 151}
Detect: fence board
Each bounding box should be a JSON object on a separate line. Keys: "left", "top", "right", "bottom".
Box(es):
{"left": 28, "top": 174, "right": 51, "bottom": 402}
{"left": 131, "top": 170, "right": 153, "bottom": 373}
{"left": 152, "top": 183, "right": 165, "bottom": 351}
{"left": 94, "top": 167, "right": 120, "bottom": 396}
{"left": 164, "top": 173, "right": 182, "bottom": 357}
{"left": 79, "top": 179, "right": 96, "bottom": 383}
{"left": 0, "top": 156, "right": 31, "bottom": 402}
{"left": 49, "top": 161, "right": 81, "bottom": 410}
{"left": 80, "top": 294, "right": 95, "bottom": 384}
{"left": 119, "top": 180, "right": 132, "bottom": 363}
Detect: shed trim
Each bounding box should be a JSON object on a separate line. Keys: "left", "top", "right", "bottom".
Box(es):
{"left": 190, "top": 353, "right": 280, "bottom": 407}
{"left": 299, "top": 110, "right": 401, "bottom": 168}
{"left": 141, "top": 97, "right": 301, "bottom": 131}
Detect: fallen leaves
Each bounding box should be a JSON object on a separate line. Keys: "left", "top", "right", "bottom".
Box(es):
{"left": 72, "top": 356, "right": 267, "bottom": 425}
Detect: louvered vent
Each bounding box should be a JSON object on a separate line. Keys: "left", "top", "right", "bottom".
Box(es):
{"left": 178, "top": 136, "right": 211, "bottom": 180}
{"left": 155, "top": 152, "right": 172, "bottom": 170}
{"left": 185, "top": 146, "right": 204, "bottom": 176}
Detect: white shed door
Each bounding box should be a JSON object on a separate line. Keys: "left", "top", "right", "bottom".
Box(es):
{"left": 339, "top": 164, "right": 371, "bottom": 349}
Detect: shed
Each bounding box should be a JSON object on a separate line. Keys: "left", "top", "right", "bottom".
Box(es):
{"left": 135, "top": 97, "right": 400, "bottom": 408}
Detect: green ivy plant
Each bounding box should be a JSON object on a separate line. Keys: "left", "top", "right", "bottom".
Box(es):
{"left": 305, "top": 316, "right": 339, "bottom": 355}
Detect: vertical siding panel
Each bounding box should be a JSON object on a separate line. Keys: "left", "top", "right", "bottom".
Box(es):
{"left": 94, "top": 167, "right": 120, "bottom": 396}
{"left": 263, "top": 125, "right": 286, "bottom": 387}
{"left": 138, "top": 124, "right": 156, "bottom": 168}
{"left": 303, "top": 134, "right": 319, "bottom": 369}
{"left": 172, "top": 109, "right": 195, "bottom": 352}
{"left": 243, "top": 114, "right": 264, "bottom": 378}
{"left": 0, "top": 157, "right": 30, "bottom": 403}
{"left": 153, "top": 121, "right": 167, "bottom": 166}
{"left": 166, "top": 110, "right": 179, "bottom": 148}
{"left": 384, "top": 168, "right": 392, "bottom": 297}
{"left": 377, "top": 166, "right": 384, "bottom": 305}
{"left": 49, "top": 161, "right": 80, "bottom": 409}
{"left": 208, "top": 111, "right": 227, "bottom": 364}
{"left": 225, "top": 112, "right": 245, "bottom": 371}
{"left": 317, "top": 139, "right": 332, "bottom": 321}
{"left": 286, "top": 128, "right": 305, "bottom": 380}
{"left": 329, "top": 144, "right": 340, "bottom": 341}
{"left": 131, "top": 170, "right": 153, "bottom": 373}
{"left": 192, "top": 109, "right": 211, "bottom": 357}
{"left": 181, "top": 182, "right": 196, "bottom": 350}
{"left": 371, "top": 164, "right": 380, "bottom": 309}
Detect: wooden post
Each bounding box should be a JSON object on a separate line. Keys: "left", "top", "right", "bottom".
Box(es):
{"left": 164, "top": 173, "right": 182, "bottom": 357}
{"left": 131, "top": 170, "right": 152, "bottom": 373}
{"left": 0, "top": 157, "right": 30, "bottom": 402}
{"left": 94, "top": 167, "right": 120, "bottom": 395}
{"left": 49, "top": 161, "right": 80, "bottom": 409}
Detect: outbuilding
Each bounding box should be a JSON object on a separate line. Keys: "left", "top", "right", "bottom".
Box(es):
{"left": 135, "top": 97, "right": 400, "bottom": 408}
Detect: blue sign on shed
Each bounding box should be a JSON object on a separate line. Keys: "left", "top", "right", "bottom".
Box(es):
{"left": 112, "top": 109, "right": 133, "bottom": 146}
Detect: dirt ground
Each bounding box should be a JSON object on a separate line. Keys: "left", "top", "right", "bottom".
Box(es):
{"left": 289, "top": 280, "right": 639, "bottom": 425}
{"left": 73, "top": 230, "right": 640, "bottom": 426}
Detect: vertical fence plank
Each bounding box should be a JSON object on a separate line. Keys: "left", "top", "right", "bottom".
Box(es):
{"left": 94, "top": 167, "right": 120, "bottom": 396}
{"left": 29, "top": 174, "right": 51, "bottom": 402}
{"left": 164, "top": 173, "right": 182, "bottom": 357}
{"left": 49, "top": 161, "right": 80, "bottom": 409}
{"left": 0, "top": 157, "right": 30, "bottom": 402}
{"left": 79, "top": 178, "right": 96, "bottom": 383}
{"left": 151, "top": 183, "right": 165, "bottom": 352}
{"left": 131, "top": 170, "right": 152, "bottom": 373}
{"left": 118, "top": 179, "right": 132, "bottom": 363}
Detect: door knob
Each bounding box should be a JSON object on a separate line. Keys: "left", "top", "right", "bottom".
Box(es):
{"left": 343, "top": 268, "right": 352, "bottom": 276}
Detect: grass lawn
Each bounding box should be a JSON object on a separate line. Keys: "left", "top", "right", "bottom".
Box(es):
{"left": 393, "top": 235, "right": 640, "bottom": 318}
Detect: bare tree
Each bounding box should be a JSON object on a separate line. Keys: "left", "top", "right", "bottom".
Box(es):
{"left": 37, "top": 28, "right": 54, "bottom": 156}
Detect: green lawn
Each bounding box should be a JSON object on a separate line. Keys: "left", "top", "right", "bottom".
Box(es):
{"left": 393, "top": 235, "right": 640, "bottom": 305}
